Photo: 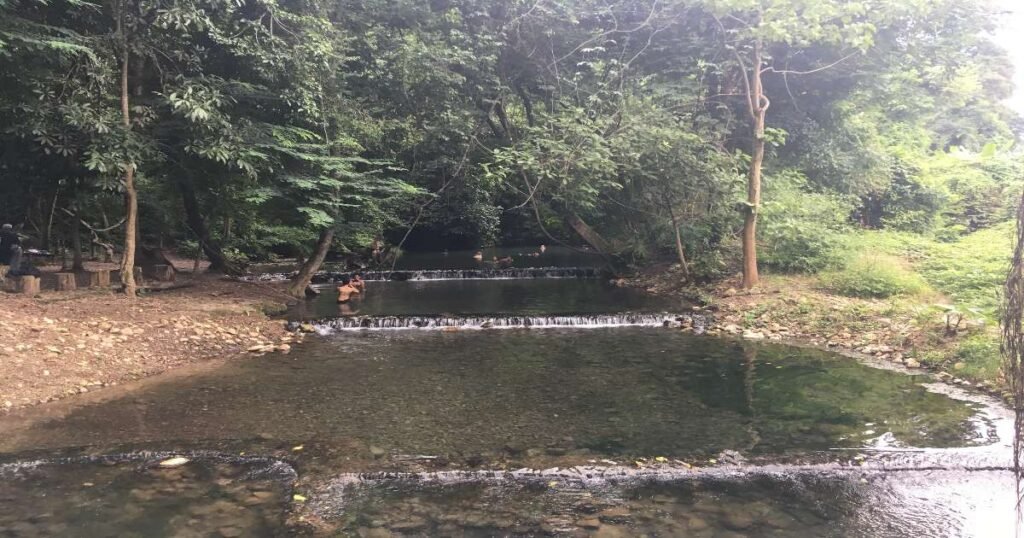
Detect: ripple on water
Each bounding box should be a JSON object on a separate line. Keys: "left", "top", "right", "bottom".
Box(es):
{"left": 319, "top": 468, "right": 1015, "bottom": 537}
{"left": 0, "top": 454, "right": 295, "bottom": 537}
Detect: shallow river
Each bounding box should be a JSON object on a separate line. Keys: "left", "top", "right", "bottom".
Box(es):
{"left": 0, "top": 274, "right": 1015, "bottom": 536}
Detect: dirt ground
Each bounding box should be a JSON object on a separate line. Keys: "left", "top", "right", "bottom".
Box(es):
{"left": 0, "top": 264, "right": 302, "bottom": 411}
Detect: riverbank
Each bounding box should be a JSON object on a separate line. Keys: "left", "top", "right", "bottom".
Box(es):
{"left": 632, "top": 264, "right": 1006, "bottom": 397}
{"left": 0, "top": 273, "right": 297, "bottom": 410}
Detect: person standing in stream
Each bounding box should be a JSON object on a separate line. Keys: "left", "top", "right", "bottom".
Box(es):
{"left": 336, "top": 275, "right": 361, "bottom": 303}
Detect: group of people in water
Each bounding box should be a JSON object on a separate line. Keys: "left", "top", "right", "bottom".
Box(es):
{"left": 472, "top": 244, "right": 546, "bottom": 267}
{"left": 335, "top": 245, "right": 547, "bottom": 310}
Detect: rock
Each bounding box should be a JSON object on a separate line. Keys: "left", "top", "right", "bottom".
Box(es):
{"left": 389, "top": 516, "right": 427, "bottom": 532}
{"left": 592, "top": 526, "right": 630, "bottom": 538}
{"left": 723, "top": 511, "right": 755, "bottom": 530}
{"left": 218, "top": 526, "right": 244, "bottom": 537}
{"left": 576, "top": 517, "right": 602, "bottom": 529}
{"left": 597, "top": 507, "right": 631, "bottom": 524}
{"left": 357, "top": 528, "right": 394, "bottom": 538}
{"left": 299, "top": 323, "right": 316, "bottom": 333}
{"left": 953, "top": 362, "right": 966, "bottom": 370}
{"left": 158, "top": 456, "right": 190, "bottom": 468}
{"left": 687, "top": 517, "right": 709, "bottom": 531}
{"left": 369, "top": 445, "right": 387, "bottom": 458}
{"left": 277, "top": 343, "right": 291, "bottom": 352}
{"left": 904, "top": 358, "right": 921, "bottom": 368}
{"left": 742, "top": 330, "right": 765, "bottom": 340}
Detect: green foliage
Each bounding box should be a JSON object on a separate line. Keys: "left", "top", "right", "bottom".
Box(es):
{"left": 950, "top": 334, "right": 1001, "bottom": 381}
{"left": 759, "top": 170, "right": 854, "bottom": 273}
{"left": 823, "top": 254, "right": 930, "bottom": 299}
{"left": 0, "top": 0, "right": 1018, "bottom": 279}
{"left": 915, "top": 223, "right": 1013, "bottom": 318}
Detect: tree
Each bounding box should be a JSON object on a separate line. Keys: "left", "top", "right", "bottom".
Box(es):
{"left": 702, "top": 0, "right": 879, "bottom": 288}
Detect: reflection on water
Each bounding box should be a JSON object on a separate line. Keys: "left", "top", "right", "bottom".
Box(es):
{"left": 392, "top": 246, "right": 604, "bottom": 270}
{"left": 0, "top": 330, "right": 991, "bottom": 459}
{"left": 0, "top": 456, "right": 293, "bottom": 537}
{"left": 289, "top": 279, "right": 681, "bottom": 320}
{"left": 328, "top": 469, "right": 1014, "bottom": 537}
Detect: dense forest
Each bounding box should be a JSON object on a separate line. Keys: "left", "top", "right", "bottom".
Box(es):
{"left": 1, "top": 0, "right": 1020, "bottom": 297}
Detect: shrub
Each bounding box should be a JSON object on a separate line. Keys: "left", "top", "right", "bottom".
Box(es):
{"left": 951, "top": 334, "right": 1001, "bottom": 381}
{"left": 822, "top": 254, "right": 929, "bottom": 298}
{"left": 760, "top": 170, "right": 854, "bottom": 273}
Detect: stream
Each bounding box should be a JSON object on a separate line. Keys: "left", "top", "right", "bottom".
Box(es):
{"left": 0, "top": 256, "right": 1015, "bottom": 537}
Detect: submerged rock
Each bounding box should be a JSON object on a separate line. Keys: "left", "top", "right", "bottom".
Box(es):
{"left": 158, "top": 456, "right": 190, "bottom": 468}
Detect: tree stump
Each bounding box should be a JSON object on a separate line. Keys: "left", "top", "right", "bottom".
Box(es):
{"left": 0, "top": 265, "right": 8, "bottom": 282}
{"left": 4, "top": 275, "right": 40, "bottom": 296}
{"left": 88, "top": 269, "right": 111, "bottom": 288}
{"left": 152, "top": 264, "right": 175, "bottom": 282}
{"left": 56, "top": 272, "right": 77, "bottom": 292}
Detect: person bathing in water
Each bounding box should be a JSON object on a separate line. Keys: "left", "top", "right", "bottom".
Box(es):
{"left": 472, "top": 250, "right": 483, "bottom": 261}
{"left": 351, "top": 272, "right": 366, "bottom": 292}
{"left": 493, "top": 255, "right": 513, "bottom": 268}
{"left": 337, "top": 275, "right": 361, "bottom": 303}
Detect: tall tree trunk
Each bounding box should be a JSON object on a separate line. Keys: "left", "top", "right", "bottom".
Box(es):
{"left": 70, "top": 212, "right": 84, "bottom": 271}
{"left": 288, "top": 228, "right": 333, "bottom": 298}
{"left": 668, "top": 205, "right": 690, "bottom": 280}
{"left": 741, "top": 41, "right": 768, "bottom": 290}
{"left": 177, "top": 178, "right": 237, "bottom": 274}
{"left": 69, "top": 181, "right": 84, "bottom": 271}
{"left": 1002, "top": 190, "right": 1024, "bottom": 488}
{"left": 119, "top": 43, "right": 138, "bottom": 296}
{"left": 565, "top": 213, "right": 613, "bottom": 254}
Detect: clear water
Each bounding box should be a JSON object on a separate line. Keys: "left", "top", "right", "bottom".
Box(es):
{"left": 331, "top": 470, "right": 1014, "bottom": 537}
{"left": 0, "top": 456, "right": 293, "bottom": 537}
{"left": 289, "top": 279, "right": 681, "bottom": 320}
{"left": 0, "top": 271, "right": 1014, "bottom": 536}
{"left": 0, "top": 330, "right": 989, "bottom": 459}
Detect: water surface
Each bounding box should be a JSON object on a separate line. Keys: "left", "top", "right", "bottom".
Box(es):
{"left": 0, "top": 456, "right": 293, "bottom": 537}
{"left": 290, "top": 279, "right": 680, "bottom": 320}
{"left": 0, "top": 330, "right": 990, "bottom": 460}
{"left": 392, "top": 246, "right": 604, "bottom": 270}
{"left": 329, "top": 469, "right": 1014, "bottom": 537}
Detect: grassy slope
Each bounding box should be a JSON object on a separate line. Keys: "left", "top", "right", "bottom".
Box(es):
{"left": 838, "top": 223, "right": 1013, "bottom": 382}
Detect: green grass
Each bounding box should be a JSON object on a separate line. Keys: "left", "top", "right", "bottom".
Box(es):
{"left": 847, "top": 223, "right": 1013, "bottom": 319}
{"left": 821, "top": 253, "right": 930, "bottom": 298}
{"left": 829, "top": 224, "right": 1013, "bottom": 384}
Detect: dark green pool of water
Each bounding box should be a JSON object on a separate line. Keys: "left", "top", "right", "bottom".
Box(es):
{"left": 391, "top": 246, "right": 604, "bottom": 270}
{"left": 289, "top": 280, "right": 680, "bottom": 320}
{"left": 0, "top": 330, "right": 987, "bottom": 460}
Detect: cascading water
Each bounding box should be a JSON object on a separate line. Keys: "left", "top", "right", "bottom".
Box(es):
{"left": 290, "top": 313, "right": 707, "bottom": 333}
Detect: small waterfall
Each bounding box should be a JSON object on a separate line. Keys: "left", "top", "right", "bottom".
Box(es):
{"left": 240, "top": 266, "right": 600, "bottom": 283}
{"left": 292, "top": 313, "right": 706, "bottom": 333}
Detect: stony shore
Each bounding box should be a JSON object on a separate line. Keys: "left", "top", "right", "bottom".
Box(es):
{"left": 0, "top": 274, "right": 300, "bottom": 411}
{"left": 630, "top": 265, "right": 1006, "bottom": 398}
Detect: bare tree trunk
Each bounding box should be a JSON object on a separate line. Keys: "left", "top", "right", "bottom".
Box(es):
{"left": 177, "top": 178, "right": 238, "bottom": 274}
{"left": 1001, "top": 189, "right": 1024, "bottom": 494}
{"left": 565, "top": 213, "right": 613, "bottom": 254}
{"left": 741, "top": 41, "right": 768, "bottom": 290}
{"left": 118, "top": 37, "right": 138, "bottom": 297}
{"left": 70, "top": 213, "right": 84, "bottom": 271}
{"left": 44, "top": 191, "right": 58, "bottom": 251}
{"left": 669, "top": 205, "right": 690, "bottom": 280}
{"left": 288, "top": 228, "right": 333, "bottom": 298}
